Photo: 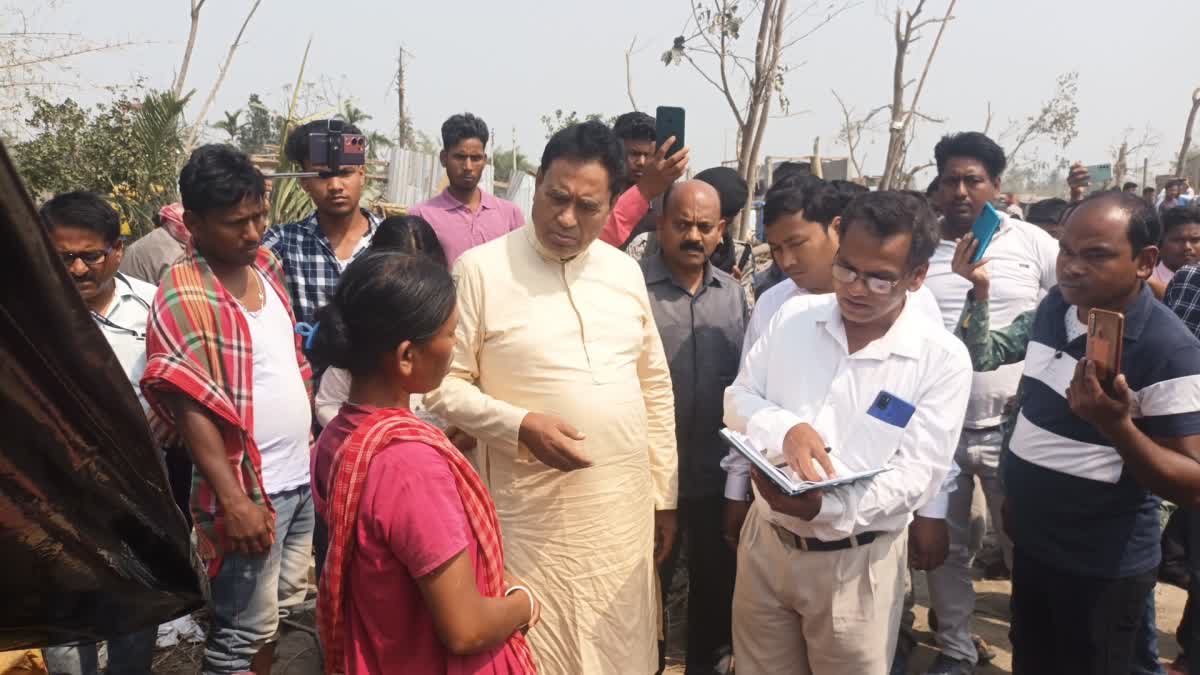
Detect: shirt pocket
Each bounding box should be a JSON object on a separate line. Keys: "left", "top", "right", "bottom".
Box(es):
{"left": 843, "top": 412, "right": 909, "bottom": 471}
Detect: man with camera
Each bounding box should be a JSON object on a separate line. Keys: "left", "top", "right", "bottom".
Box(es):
{"left": 264, "top": 119, "right": 379, "bottom": 328}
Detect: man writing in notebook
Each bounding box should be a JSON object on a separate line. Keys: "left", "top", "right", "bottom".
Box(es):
{"left": 724, "top": 191, "right": 972, "bottom": 674}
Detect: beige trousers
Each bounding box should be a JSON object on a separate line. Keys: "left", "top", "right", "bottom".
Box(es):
{"left": 732, "top": 507, "right": 907, "bottom": 675}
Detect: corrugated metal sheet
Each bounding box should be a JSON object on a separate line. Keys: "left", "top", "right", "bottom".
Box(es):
{"left": 384, "top": 147, "right": 494, "bottom": 206}
{"left": 505, "top": 171, "right": 535, "bottom": 223}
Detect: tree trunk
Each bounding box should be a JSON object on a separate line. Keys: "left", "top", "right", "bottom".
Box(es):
{"left": 173, "top": 0, "right": 206, "bottom": 98}
{"left": 1177, "top": 88, "right": 1200, "bottom": 176}
{"left": 880, "top": 7, "right": 909, "bottom": 190}
{"left": 184, "top": 0, "right": 263, "bottom": 153}
{"left": 812, "top": 137, "right": 822, "bottom": 178}
{"left": 396, "top": 49, "right": 406, "bottom": 148}
{"left": 1113, "top": 141, "right": 1128, "bottom": 186}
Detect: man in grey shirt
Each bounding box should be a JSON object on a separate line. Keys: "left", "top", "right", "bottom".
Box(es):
{"left": 120, "top": 202, "right": 188, "bottom": 283}
{"left": 642, "top": 180, "right": 748, "bottom": 674}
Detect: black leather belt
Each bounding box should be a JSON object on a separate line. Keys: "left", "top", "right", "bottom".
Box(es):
{"left": 772, "top": 524, "right": 883, "bottom": 552}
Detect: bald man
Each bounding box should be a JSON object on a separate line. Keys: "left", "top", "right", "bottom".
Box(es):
{"left": 642, "top": 180, "right": 748, "bottom": 672}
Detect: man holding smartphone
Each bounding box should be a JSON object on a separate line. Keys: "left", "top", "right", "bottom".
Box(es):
{"left": 918, "top": 131, "right": 1058, "bottom": 675}
{"left": 599, "top": 111, "right": 690, "bottom": 250}
{"left": 952, "top": 191, "right": 1200, "bottom": 675}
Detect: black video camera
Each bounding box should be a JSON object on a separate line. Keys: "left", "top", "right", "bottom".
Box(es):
{"left": 306, "top": 119, "right": 367, "bottom": 172}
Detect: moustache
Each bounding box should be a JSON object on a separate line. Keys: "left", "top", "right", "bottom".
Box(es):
{"left": 680, "top": 242, "right": 705, "bottom": 253}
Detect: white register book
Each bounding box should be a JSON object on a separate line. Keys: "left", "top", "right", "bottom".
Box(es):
{"left": 719, "top": 428, "right": 891, "bottom": 497}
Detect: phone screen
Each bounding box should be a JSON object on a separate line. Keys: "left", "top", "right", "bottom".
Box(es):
{"left": 655, "top": 106, "right": 686, "bottom": 158}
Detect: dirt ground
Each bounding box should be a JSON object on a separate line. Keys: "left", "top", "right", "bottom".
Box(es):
{"left": 151, "top": 573, "right": 1189, "bottom": 675}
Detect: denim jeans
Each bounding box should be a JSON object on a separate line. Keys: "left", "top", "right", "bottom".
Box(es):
{"left": 42, "top": 628, "right": 157, "bottom": 675}
{"left": 1132, "top": 590, "right": 1166, "bottom": 675}
{"left": 202, "top": 484, "right": 314, "bottom": 675}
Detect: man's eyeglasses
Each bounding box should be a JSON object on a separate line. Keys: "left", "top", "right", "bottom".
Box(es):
{"left": 831, "top": 262, "right": 901, "bottom": 294}
{"left": 59, "top": 248, "right": 112, "bottom": 267}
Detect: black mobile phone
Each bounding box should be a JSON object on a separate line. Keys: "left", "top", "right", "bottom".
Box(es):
{"left": 655, "top": 106, "right": 686, "bottom": 158}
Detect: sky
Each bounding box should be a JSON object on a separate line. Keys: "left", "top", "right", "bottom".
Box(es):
{"left": 12, "top": 0, "right": 1200, "bottom": 187}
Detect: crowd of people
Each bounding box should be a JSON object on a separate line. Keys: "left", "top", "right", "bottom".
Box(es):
{"left": 31, "top": 105, "right": 1200, "bottom": 675}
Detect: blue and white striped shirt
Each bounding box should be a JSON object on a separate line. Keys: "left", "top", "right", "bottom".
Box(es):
{"left": 1005, "top": 284, "right": 1200, "bottom": 578}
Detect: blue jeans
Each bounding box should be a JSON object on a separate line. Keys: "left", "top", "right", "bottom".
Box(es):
{"left": 42, "top": 628, "right": 157, "bottom": 675}
{"left": 1132, "top": 589, "right": 1166, "bottom": 675}
{"left": 203, "top": 484, "right": 314, "bottom": 675}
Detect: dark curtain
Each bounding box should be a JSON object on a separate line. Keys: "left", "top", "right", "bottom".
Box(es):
{"left": 0, "top": 141, "right": 205, "bottom": 649}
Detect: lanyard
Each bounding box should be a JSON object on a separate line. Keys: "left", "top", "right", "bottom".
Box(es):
{"left": 91, "top": 274, "right": 149, "bottom": 341}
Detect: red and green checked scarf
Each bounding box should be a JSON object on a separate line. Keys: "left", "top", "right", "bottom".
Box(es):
{"left": 141, "top": 247, "right": 312, "bottom": 576}
{"left": 318, "top": 407, "right": 536, "bottom": 675}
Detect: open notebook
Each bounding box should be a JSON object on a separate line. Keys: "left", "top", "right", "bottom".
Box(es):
{"left": 720, "top": 428, "right": 890, "bottom": 497}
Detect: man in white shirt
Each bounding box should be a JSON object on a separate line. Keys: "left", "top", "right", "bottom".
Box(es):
{"left": 725, "top": 191, "right": 972, "bottom": 675}
{"left": 41, "top": 191, "right": 160, "bottom": 675}
{"left": 726, "top": 180, "right": 948, "bottom": 545}
{"left": 920, "top": 132, "right": 1058, "bottom": 675}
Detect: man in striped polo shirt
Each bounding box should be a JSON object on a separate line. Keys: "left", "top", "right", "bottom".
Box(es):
{"left": 953, "top": 191, "right": 1200, "bottom": 675}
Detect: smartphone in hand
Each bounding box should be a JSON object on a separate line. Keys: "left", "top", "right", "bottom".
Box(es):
{"left": 655, "top": 106, "right": 686, "bottom": 158}
{"left": 970, "top": 202, "right": 1003, "bottom": 263}
{"left": 1086, "top": 309, "right": 1124, "bottom": 390}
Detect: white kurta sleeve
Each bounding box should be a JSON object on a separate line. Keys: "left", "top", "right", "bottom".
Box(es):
{"left": 635, "top": 282, "right": 679, "bottom": 511}
{"left": 315, "top": 367, "right": 350, "bottom": 427}
{"left": 424, "top": 258, "right": 529, "bottom": 455}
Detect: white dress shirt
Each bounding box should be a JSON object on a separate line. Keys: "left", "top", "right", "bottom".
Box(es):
{"left": 729, "top": 281, "right": 959, "bottom": 518}
{"left": 724, "top": 293, "right": 972, "bottom": 541}
{"left": 94, "top": 273, "right": 156, "bottom": 413}
{"left": 923, "top": 215, "right": 1057, "bottom": 428}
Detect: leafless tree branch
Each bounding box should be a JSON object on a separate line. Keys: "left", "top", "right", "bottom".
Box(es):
{"left": 625, "top": 35, "right": 640, "bottom": 111}
{"left": 185, "top": 0, "right": 263, "bottom": 153}
{"left": 173, "top": 0, "right": 207, "bottom": 97}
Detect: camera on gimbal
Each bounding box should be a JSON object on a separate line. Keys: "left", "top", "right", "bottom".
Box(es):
{"left": 306, "top": 119, "right": 367, "bottom": 173}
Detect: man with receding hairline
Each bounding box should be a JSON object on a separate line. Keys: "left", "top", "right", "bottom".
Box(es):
{"left": 643, "top": 180, "right": 747, "bottom": 673}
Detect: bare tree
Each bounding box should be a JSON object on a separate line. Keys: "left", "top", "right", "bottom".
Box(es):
{"left": 664, "top": 0, "right": 854, "bottom": 238}
{"left": 184, "top": 0, "right": 264, "bottom": 153}
{"left": 1176, "top": 87, "right": 1200, "bottom": 176}
{"left": 173, "top": 0, "right": 207, "bottom": 97}
{"left": 625, "top": 35, "right": 640, "bottom": 111}
{"left": 1001, "top": 71, "right": 1079, "bottom": 171}
{"left": 878, "top": 0, "right": 956, "bottom": 190}
{"left": 1111, "top": 125, "right": 1159, "bottom": 187}
{"left": 0, "top": 4, "right": 137, "bottom": 127}
{"left": 833, "top": 90, "right": 887, "bottom": 180}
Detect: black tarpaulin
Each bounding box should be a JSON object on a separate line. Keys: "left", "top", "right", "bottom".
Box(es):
{"left": 0, "top": 141, "right": 205, "bottom": 649}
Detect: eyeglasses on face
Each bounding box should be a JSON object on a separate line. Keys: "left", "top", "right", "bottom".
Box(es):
{"left": 831, "top": 261, "right": 901, "bottom": 294}
{"left": 59, "top": 247, "right": 112, "bottom": 267}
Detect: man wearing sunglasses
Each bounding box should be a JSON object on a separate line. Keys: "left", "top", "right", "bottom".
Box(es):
{"left": 40, "top": 191, "right": 159, "bottom": 675}
{"left": 724, "top": 191, "right": 972, "bottom": 675}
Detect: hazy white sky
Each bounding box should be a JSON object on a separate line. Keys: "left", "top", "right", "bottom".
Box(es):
{"left": 14, "top": 0, "right": 1200, "bottom": 185}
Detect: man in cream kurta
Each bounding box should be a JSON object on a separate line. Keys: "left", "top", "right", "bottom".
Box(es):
{"left": 425, "top": 120, "right": 679, "bottom": 675}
